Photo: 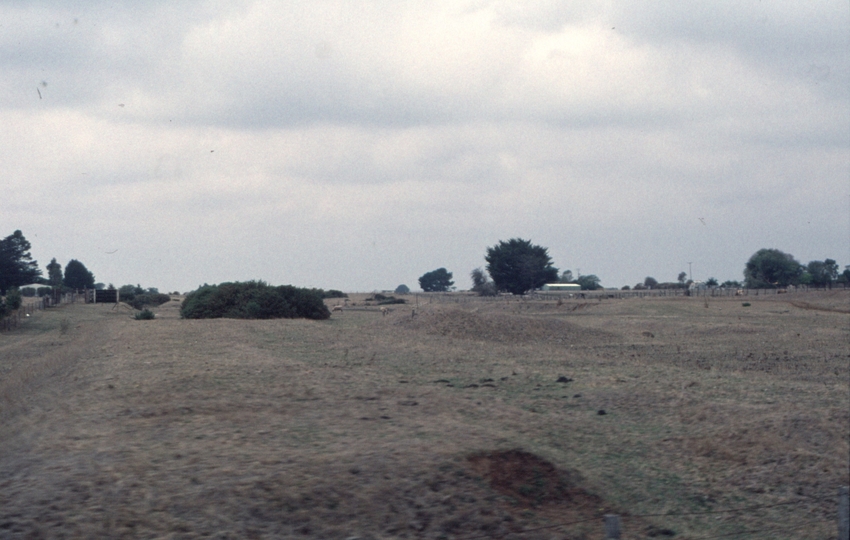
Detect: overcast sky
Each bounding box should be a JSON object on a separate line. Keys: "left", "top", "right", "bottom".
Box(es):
{"left": 2, "top": 1, "right": 848, "bottom": 293}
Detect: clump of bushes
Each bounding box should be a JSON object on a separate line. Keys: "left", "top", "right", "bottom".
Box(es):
{"left": 321, "top": 289, "right": 347, "bottom": 299}
{"left": 4, "top": 288, "right": 22, "bottom": 310}
{"left": 126, "top": 292, "right": 171, "bottom": 310}
{"left": 180, "top": 281, "right": 330, "bottom": 320}
{"left": 118, "top": 284, "right": 171, "bottom": 310}
{"left": 367, "top": 293, "right": 406, "bottom": 305}
{"left": 134, "top": 309, "right": 156, "bottom": 320}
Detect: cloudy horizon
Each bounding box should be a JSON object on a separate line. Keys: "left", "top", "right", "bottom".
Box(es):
{"left": 3, "top": 1, "right": 848, "bottom": 293}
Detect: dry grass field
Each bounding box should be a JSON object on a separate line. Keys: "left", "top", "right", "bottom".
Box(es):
{"left": 0, "top": 291, "right": 847, "bottom": 539}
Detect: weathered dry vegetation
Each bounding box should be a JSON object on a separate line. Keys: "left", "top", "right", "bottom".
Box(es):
{"left": 0, "top": 291, "right": 847, "bottom": 539}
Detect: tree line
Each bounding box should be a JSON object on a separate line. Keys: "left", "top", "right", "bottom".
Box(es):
{"left": 416, "top": 240, "right": 849, "bottom": 295}
{"left": 0, "top": 230, "right": 97, "bottom": 295}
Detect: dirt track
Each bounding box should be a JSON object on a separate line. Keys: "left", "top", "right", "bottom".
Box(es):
{"left": 0, "top": 291, "right": 847, "bottom": 539}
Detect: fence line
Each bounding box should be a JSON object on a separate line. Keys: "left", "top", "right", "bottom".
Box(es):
{"left": 410, "top": 284, "right": 843, "bottom": 305}
{"left": 0, "top": 290, "right": 81, "bottom": 332}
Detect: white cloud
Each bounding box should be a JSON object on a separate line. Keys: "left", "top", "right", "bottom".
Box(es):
{"left": 1, "top": 1, "right": 847, "bottom": 292}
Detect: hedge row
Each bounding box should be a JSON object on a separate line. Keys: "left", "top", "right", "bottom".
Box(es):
{"left": 180, "top": 281, "right": 330, "bottom": 320}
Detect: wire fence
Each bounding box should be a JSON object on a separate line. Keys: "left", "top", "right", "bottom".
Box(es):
{"left": 0, "top": 291, "right": 81, "bottom": 331}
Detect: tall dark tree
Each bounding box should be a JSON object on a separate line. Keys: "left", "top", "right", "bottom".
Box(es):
{"left": 47, "top": 258, "right": 63, "bottom": 289}
{"left": 0, "top": 230, "right": 41, "bottom": 294}
{"left": 64, "top": 259, "right": 95, "bottom": 290}
{"left": 644, "top": 276, "right": 658, "bottom": 289}
{"left": 744, "top": 249, "right": 802, "bottom": 288}
{"left": 485, "top": 238, "right": 559, "bottom": 295}
{"left": 418, "top": 268, "right": 454, "bottom": 292}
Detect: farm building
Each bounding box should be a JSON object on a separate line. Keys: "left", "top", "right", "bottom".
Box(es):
{"left": 540, "top": 283, "right": 581, "bottom": 292}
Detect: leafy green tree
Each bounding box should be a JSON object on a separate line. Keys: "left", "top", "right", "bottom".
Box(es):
{"left": 677, "top": 272, "right": 688, "bottom": 287}
{"left": 576, "top": 274, "right": 602, "bottom": 290}
{"left": 63, "top": 259, "right": 95, "bottom": 290}
{"left": 560, "top": 270, "right": 574, "bottom": 283}
{"left": 394, "top": 284, "right": 410, "bottom": 294}
{"left": 806, "top": 259, "right": 838, "bottom": 287}
{"left": 722, "top": 280, "right": 742, "bottom": 288}
{"left": 0, "top": 230, "right": 42, "bottom": 294}
{"left": 485, "top": 238, "right": 559, "bottom": 295}
{"left": 47, "top": 258, "right": 63, "bottom": 289}
{"left": 419, "top": 268, "right": 454, "bottom": 292}
{"left": 744, "top": 249, "right": 803, "bottom": 288}
{"left": 705, "top": 277, "right": 719, "bottom": 287}
{"left": 644, "top": 277, "right": 658, "bottom": 289}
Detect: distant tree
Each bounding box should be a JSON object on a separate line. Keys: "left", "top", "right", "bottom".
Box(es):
{"left": 485, "top": 238, "right": 559, "bottom": 295}
{"left": 94, "top": 283, "right": 106, "bottom": 290}
{"left": 633, "top": 283, "right": 646, "bottom": 290}
{"left": 677, "top": 272, "right": 688, "bottom": 287}
{"left": 705, "top": 277, "right": 719, "bottom": 287}
{"left": 576, "top": 274, "right": 602, "bottom": 291}
{"left": 744, "top": 249, "right": 803, "bottom": 288}
{"left": 806, "top": 259, "right": 838, "bottom": 288}
{"left": 721, "top": 280, "right": 742, "bottom": 288}
{"left": 839, "top": 266, "right": 850, "bottom": 285}
{"left": 394, "top": 284, "right": 410, "bottom": 294}
{"left": 63, "top": 260, "right": 95, "bottom": 290}
{"left": 560, "top": 270, "right": 574, "bottom": 283}
{"left": 47, "top": 258, "right": 63, "bottom": 289}
{"left": 644, "top": 277, "right": 658, "bottom": 289}
{"left": 469, "top": 267, "right": 497, "bottom": 296}
{"left": 419, "top": 268, "right": 454, "bottom": 292}
{"left": 621, "top": 285, "right": 631, "bottom": 290}
{"left": 0, "top": 230, "right": 42, "bottom": 294}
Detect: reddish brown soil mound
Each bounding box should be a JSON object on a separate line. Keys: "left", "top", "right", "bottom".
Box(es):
{"left": 468, "top": 449, "right": 601, "bottom": 508}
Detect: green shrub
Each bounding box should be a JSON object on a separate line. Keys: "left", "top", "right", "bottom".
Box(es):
{"left": 37, "top": 287, "right": 52, "bottom": 296}
{"left": 5, "top": 288, "right": 22, "bottom": 310}
{"left": 180, "top": 281, "right": 330, "bottom": 320}
{"left": 21, "top": 287, "right": 36, "bottom": 297}
{"left": 126, "top": 292, "right": 171, "bottom": 310}
{"left": 322, "top": 289, "right": 348, "bottom": 299}
{"left": 134, "top": 309, "right": 156, "bottom": 320}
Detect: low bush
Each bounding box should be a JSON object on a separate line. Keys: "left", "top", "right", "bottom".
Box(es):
{"left": 21, "top": 287, "right": 36, "bottom": 297}
{"left": 180, "top": 281, "right": 330, "bottom": 320}
{"left": 125, "top": 292, "right": 172, "bottom": 311}
{"left": 367, "top": 293, "right": 406, "bottom": 305}
{"left": 321, "top": 289, "right": 347, "bottom": 299}
{"left": 134, "top": 309, "right": 156, "bottom": 320}
{"left": 37, "top": 287, "right": 52, "bottom": 297}
{"left": 5, "top": 288, "right": 22, "bottom": 310}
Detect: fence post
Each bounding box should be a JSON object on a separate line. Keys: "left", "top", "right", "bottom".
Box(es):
{"left": 840, "top": 486, "right": 849, "bottom": 540}
{"left": 604, "top": 514, "right": 621, "bottom": 539}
